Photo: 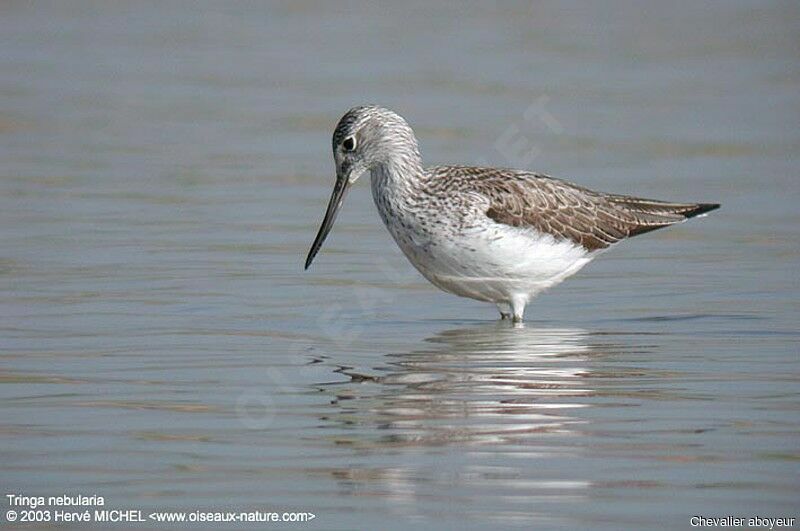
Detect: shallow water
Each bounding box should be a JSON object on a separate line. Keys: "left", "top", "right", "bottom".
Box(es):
{"left": 1, "top": 1, "right": 799, "bottom": 529}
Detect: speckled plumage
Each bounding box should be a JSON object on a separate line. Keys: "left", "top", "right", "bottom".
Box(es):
{"left": 306, "top": 105, "right": 720, "bottom": 322}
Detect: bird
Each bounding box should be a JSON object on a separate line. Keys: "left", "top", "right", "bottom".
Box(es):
{"left": 304, "top": 105, "right": 719, "bottom": 322}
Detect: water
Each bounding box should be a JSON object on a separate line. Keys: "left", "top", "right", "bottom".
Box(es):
{"left": 1, "top": 1, "right": 798, "bottom": 529}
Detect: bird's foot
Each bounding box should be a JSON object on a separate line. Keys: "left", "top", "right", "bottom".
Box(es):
{"left": 496, "top": 302, "right": 512, "bottom": 321}
{"left": 510, "top": 294, "right": 527, "bottom": 323}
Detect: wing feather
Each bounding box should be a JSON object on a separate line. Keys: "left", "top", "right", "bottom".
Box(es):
{"left": 429, "top": 166, "right": 719, "bottom": 251}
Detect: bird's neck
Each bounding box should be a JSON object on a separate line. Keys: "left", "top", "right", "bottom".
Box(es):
{"left": 369, "top": 149, "right": 425, "bottom": 195}
{"left": 370, "top": 163, "right": 425, "bottom": 217}
{"left": 369, "top": 153, "right": 427, "bottom": 231}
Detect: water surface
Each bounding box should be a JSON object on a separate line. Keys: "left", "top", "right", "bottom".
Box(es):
{"left": 1, "top": 2, "right": 799, "bottom": 529}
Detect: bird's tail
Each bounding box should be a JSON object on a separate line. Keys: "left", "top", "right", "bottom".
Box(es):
{"left": 606, "top": 195, "right": 720, "bottom": 237}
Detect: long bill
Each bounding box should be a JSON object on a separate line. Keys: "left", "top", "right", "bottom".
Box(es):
{"left": 304, "top": 176, "right": 351, "bottom": 270}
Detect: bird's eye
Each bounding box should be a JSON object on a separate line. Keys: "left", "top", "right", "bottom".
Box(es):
{"left": 342, "top": 136, "right": 356, "bottom": 152}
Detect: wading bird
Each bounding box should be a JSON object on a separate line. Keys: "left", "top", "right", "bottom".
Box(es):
{"left": 305, "top": 106, "right": 719, "bottom": 322}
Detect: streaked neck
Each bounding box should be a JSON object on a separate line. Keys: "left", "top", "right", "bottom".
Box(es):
{"left": 370, "top": 145, "right": 425, "bottom": 189}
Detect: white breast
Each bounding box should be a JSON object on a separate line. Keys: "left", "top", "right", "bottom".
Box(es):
{"left": 417, "top": 221, "right": 594, "bottom": 302}
{"left": 370, "top": 167, "right": 596, "bottom": 304}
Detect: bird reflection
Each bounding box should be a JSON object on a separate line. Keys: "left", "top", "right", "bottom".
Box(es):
{"left": 317, "top": 323, "right": 596, "bottom": 447}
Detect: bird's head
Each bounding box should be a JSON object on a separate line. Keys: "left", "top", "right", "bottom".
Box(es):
{"left": 305, "top": 105, "right": 420, "bottom": 270}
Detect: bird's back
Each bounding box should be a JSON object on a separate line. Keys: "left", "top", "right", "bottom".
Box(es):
{"left": 425, "top": 165, "right": 719, "bottom": 252}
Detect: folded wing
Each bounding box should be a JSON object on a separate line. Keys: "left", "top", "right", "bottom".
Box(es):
{"left": 434, "top": 166, "right": 719, "bottom": 252}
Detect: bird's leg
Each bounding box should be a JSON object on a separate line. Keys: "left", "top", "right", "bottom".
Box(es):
{"left": 510, "top": 295, "right": 527, "bottom": 323}
{"left": 496, "top": 302, "right": 512, "bottom": 320}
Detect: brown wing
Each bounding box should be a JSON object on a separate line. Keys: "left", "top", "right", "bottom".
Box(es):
{"left": 432, "top": 166, "right": 719, "bottom": 252}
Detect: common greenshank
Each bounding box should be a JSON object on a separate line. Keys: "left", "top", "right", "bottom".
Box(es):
{"left": 305, "top": 105, "right": 719, "bottom": 322}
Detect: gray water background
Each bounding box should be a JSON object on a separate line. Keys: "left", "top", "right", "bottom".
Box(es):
{"left": 1, "top": 1, "right": 799, "bottom": 529}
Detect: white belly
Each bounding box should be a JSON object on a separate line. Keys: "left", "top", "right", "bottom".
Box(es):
{"left": 389, "top": 219, "right": 594, "bottom": 303}
{"left": 369, "top": 169, "right": 595, "bottom": 305}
